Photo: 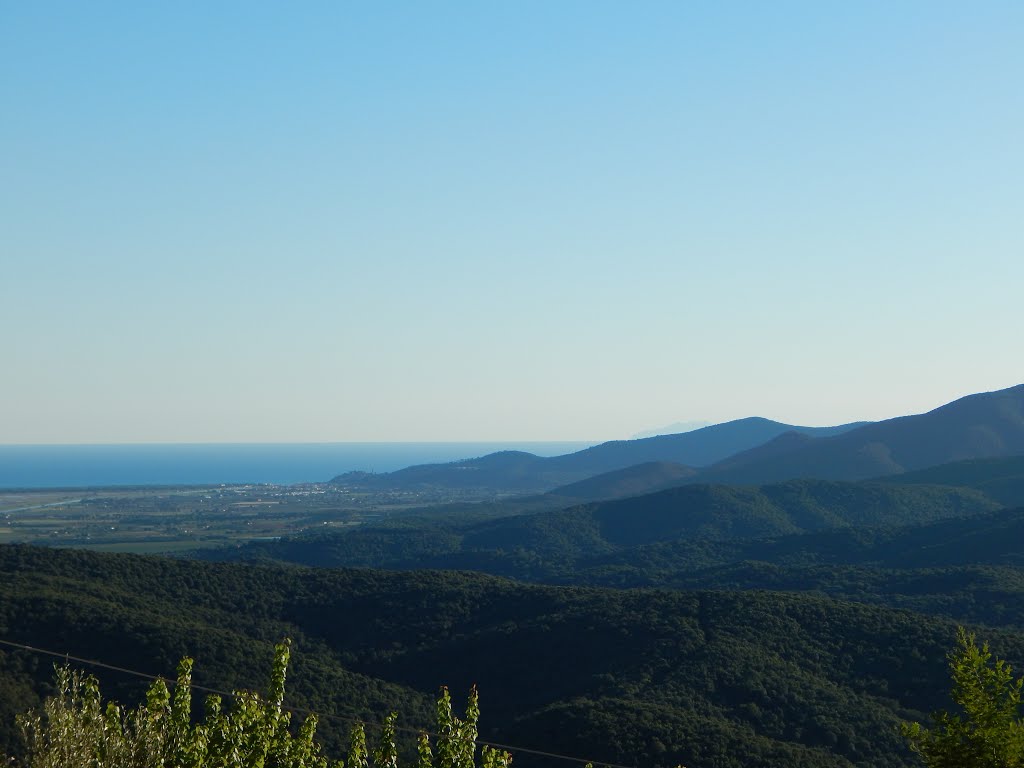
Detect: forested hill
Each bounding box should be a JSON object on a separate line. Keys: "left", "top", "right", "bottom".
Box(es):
{"left": 200, "top": 504, "right": 1024, "bottom": 631}
{"left": 544, "top": 451, "right": 1024, "bottom": 511}
{"left": 876, "top": 454, "right": 1024, "bottom": 508}
{"left": 548, "top": 461, "right": 698, "bottom": 501}
{"left": 590, "top": 505, "right": 1024, "bottom": 574}
{"left": 699, "top": 383, "right": 1024, "bottom": 485}
{"left": 3, "top": 542, "right": 1023, "bottom": 768}
{"left": 330, "top": 418, "right": 866, "bottom": 492}
{"left": 206, "top": 479, "right": 1001, "bottom": 574}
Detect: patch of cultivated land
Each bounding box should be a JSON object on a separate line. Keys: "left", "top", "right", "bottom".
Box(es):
{"left": 0, "top": 485, "right": 369, "bottom": 550}
{"left": 0, "top": 491, "right": 85, "bottom": 513}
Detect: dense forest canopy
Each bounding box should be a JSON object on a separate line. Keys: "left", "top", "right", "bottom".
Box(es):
{"left": 4, "top": 542, "right": 1024, "bottom": 767}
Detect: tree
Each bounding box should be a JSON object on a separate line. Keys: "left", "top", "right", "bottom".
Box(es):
{"left": 902, "top": 627, "right": 1024, "bottom": 767}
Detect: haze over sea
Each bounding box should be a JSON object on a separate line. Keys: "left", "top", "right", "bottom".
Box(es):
{"left": 0, "top": 443, "right": 594, "bottom": 489}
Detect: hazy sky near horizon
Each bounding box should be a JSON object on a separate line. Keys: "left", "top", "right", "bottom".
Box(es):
{"left": 3, "top": 2, "right": 1022, "bottom": 443}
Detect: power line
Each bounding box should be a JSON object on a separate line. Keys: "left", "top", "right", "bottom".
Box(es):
{"left": 0, "top": 637, "right": 637, "bottom": 768}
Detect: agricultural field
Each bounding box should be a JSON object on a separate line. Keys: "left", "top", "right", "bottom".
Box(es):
{"left": 0, "top": 484, "right": 450, "bottom": 552}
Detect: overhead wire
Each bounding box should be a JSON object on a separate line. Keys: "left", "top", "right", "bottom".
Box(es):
{"left": 0, "top": 637, "right": 637, "bottom": 768}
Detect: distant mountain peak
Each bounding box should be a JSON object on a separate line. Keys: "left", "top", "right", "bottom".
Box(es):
{"left": 701, "top": 382, "right": 1024, "bottom": 485}
{"left": 631, "top": 420, "right": 712, "bottom": 439}
{"left": 331, "top": 417, "right": 868, "bottom": 493}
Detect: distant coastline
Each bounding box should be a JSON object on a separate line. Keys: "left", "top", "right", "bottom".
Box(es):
{"left": 0, "top": 442, "right": 595, "bottom": 489}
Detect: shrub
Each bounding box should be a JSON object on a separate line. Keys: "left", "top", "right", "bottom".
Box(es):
{"left": 8, "top": 640, "right": 511, "bottom": 768}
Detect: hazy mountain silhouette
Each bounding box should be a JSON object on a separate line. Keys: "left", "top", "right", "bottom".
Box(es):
{"left": 331, "top": 418, "right": 867, "bottom": 493}
{"left": 697, "top": 384, "right": 1024, "bottom": 485}
{"left": 630, "top": 419, "right": 711, "bottom": 439}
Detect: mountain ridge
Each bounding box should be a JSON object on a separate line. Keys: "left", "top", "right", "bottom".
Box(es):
{"left": 331, "top": 418, "right": 868, "bottom": 493}
{"left": 331, "top": 384, "right": 1024, "bottom": 494}
{"left": 697, "top": 384, "right": 1024, "bottom": 485}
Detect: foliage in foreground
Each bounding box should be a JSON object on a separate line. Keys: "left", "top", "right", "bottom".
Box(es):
{"left": 7, "top": 640, "right": 511, "bottom": 768}
{"left": 903, "top": 627, "right": 1024, "bottom": 768}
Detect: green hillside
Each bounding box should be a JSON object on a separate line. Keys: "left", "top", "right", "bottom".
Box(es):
{"left": 877, "top": 455, "right": 1024, "bottom": 507}
{"left": 3, "top": 543, "right": 1018, "bottom": 768}
{"left": 580, "top": 505, "right": 1024, "bottom": 577}
{"left": 548, "top": 461, "right": 698, "bottom": 501}
{"left": 205, "top": 479, "right": 1000, "bottom": 579}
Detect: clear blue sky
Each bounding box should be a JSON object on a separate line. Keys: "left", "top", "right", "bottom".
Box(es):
{"left": 2, "top": 1, "right": 1021, "bottom": 443}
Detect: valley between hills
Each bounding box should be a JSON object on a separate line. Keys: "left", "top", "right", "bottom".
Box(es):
{"left": 3, "top": 383, "right": 1024, "bottom": 767}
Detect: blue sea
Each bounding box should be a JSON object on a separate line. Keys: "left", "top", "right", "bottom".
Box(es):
{"left": 0, "top": 442, "right": 595, "bottom": 489}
